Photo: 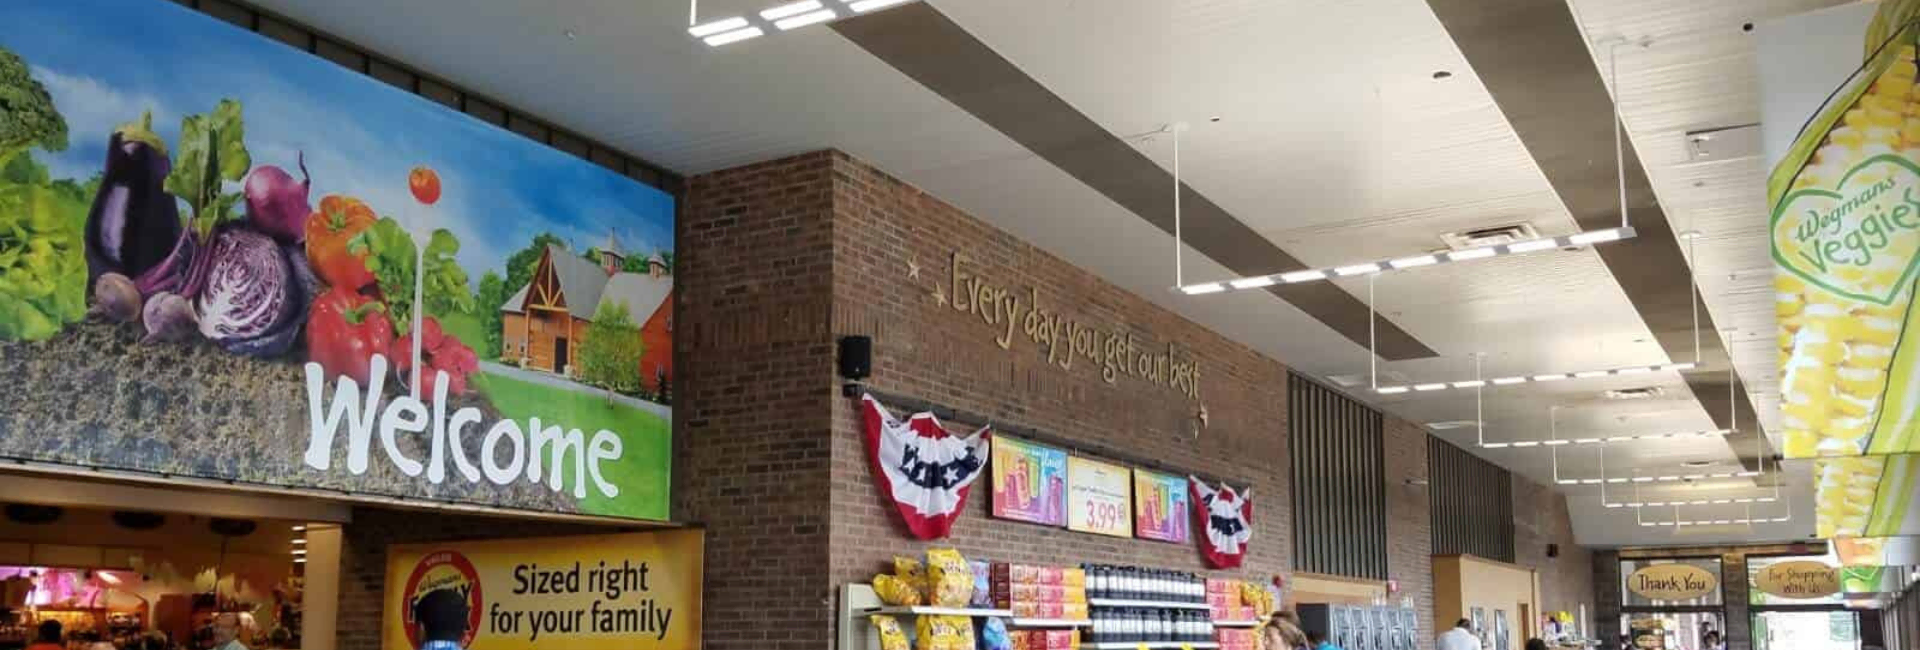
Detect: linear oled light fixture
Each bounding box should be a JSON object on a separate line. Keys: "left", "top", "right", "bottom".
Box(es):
{"left": 1554, "top": 471, "right": 1762, "bottom": 486}
{"left": 1374, "top": 360, "right": 1694, "bottom": 395}
{"left": 1175, "top": 226, "right": 1636, "bottom": 296}
{"left": 1604, "top": 495, "right": 1778, "bottom": 509}
{"left": 1480, "top": 428, "right": 1733, "bottom": 449}
{"left": 688, "top": 0, "right": 919, "bottom": 46}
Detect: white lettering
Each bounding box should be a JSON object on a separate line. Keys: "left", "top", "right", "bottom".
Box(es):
{"left": 302, "top": 357, "right": 387, "bottom": 474}
{"left": 447, "top": 407, "right": 484, "bottom": 483}
{"left": 588, "top": 429, "right": 623, "bottom": 498}
{"left": 379, "top": 396, "right": 428, "bottom": 477}
{"left": 527, "top": 418, "right": 559, "bottom": 485}
{"left": 482, "top": 419, "right": 527, "bottom": 485}
{"left": 427, "top": 372, "right": 449, "bottom": 484}
{"left": 299, "top": 353, "right": 633, "bottom": 503}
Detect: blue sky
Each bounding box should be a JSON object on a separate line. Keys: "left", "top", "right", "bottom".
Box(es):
{"left": 2, "top": 0, "right": 675, "bottom": 291}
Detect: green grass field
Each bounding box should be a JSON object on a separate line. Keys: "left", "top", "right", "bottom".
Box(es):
{"left": 435, "top": 309, "right": 490, "bottom": 356}
{"left": 471, "top": 371, "right": 671, "bottom": 521}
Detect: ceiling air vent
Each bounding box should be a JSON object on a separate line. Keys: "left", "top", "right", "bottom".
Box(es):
{"left": 1440, "top": 223, "right": 1540, "bottom": 251}
{"left": 1604, "top": 386, "right": 1665, "bottom": 400}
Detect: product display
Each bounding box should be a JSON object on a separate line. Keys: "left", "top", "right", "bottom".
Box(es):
{"left": 1085, "top": 565, "right": 1205, "bottom": 603}
{"left": 915, "top": 614, "right": 976, "bottom": 650}
{"left": 927, "top": 549, "right": 976, "bottom": 607}
{"left": 980, "top": 617, "right": 1014, "bottom": 650}
{"left": 991, "top": 563, "right": 1089, "bottom": 620}
{"left": 1008, "top": 629, "right": 1081, "bottom": 649}
{"left": 1205, "top": 579, "right": 1262, "bottom": 621}
{"left": 1084, "top": 563, "right": 1216, "bottom": 645}
{"left": 1215, "top": 627, "right": 1257, "bottom": 650}
{"left": 873, "top": 614, "right": 911, "bottom": 650}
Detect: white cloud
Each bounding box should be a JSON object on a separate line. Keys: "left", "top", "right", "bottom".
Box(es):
{"left": 29, "top": 64, "right": 171, "bottom": 181}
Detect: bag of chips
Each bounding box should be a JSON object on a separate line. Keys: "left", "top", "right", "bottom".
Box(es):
{"left": 874, "top": 574, "right": 923, "bottom": 607}
{"left": 917, "top": 614, "right": 967, "bottom": 650}
{"left": 979, "top": 617, "right": 1011, "bottom": 650}
{"left": 926, "top": 549, "right": 974, "bottom": 607}
{"left": 872, "top": 615, "right": 909, "bottom": 650}
{"left": 895, "top": 556, "right": 926, "bottom": 583}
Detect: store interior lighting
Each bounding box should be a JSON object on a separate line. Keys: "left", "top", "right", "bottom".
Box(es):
{"left": 1374, "top": 360, "right": 1694, "bottom": 395}
{"left": 1480, "top": 428, "right": 1732, "bottom": 449}
{"left": 1176, "top": 227, "right": 1635, "bottom": 296}
{"left": 688, "top": 0, "right": 919, "bottom": 46}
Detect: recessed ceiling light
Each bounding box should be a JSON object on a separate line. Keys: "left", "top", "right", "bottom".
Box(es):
{"left": 1209, "top": 116, "right": 1222, "bottom": 123}
{"left": 1432, "top": 70, "right": 1453, "bottom": 80}
{"left": 1679, "top": 230, "right": 1704, "bottom": 240}
{"left": 564, "top": 29, "right": 577, "bottom": 40}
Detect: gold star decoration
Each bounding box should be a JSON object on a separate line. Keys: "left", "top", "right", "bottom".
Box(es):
{"left": 906, "top": 256, "right": 922, "bottom": 280}
{"left": 931, "top": 284, "right": 948, "bottom": 306}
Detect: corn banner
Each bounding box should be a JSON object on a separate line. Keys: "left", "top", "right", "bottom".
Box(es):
{"left": 1767, "top": 0, "right": 1920, "bottom": 459}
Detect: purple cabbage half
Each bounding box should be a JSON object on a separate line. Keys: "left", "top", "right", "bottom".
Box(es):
{"left": 189, "top": 226, "right": 316, "bottom": 357}
{"left": 85, "top": 115, "right": 182, "bottom": 294}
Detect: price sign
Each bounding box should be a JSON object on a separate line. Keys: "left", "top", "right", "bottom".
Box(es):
{"left": 1068, "top": 456, "right": 1134, "bottom": 537}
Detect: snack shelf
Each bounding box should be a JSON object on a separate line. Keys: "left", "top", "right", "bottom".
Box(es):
{"left": 1084, "top": 642, "right": 1219, "bottom": 649}
{"left": 1087, "top": 598, "right": 1212, "bottom": 610}
{"left": 1008, "top": 618, "right": 1092, "bottom": 628}
{"left": 865, "top": 605, "right": 1014, "bottom": 618}
{"left": 1212, "top": 619, "right": 1260, "bottom": 627}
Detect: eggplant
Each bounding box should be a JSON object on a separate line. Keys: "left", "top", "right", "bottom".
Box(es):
{"left": 85, "top": 112, "right": 182, "bottom": 293}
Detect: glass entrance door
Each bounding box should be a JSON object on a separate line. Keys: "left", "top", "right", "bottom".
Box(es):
{"left": 1753, "top": 611, "right": 1858, "bottom": 650}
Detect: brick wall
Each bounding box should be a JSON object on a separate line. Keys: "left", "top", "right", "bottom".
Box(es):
{"left": 676, "top": 152, "right": 840, "bottom": 649}
{"left": 1385, "top": 418, "right": 1436, "bottom": 650}
{"left": 1513, "top": 477, "right": 1595, "bottom": 636}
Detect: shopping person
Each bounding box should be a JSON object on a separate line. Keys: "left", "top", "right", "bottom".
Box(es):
{"left": 1702, "top": 631, "right": 1726, "bottom": 650}
{"left": 1526, "top": 639, "right": 1550, "bottom": 650}
{"left": 1306, "top": 628, "right": 1342, "bottom": 650}
{"left": 211, "top": 613, "right": 251, "bottom": 650}
{"left": 1260, "top": 617, "right": 1310, "bottom": 650}
{"left": 1438, "top": 618, "right": 1479, "bottom": 650}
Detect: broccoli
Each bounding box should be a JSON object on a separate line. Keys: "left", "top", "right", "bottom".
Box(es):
{"left": 0, "top": 46, "right": 68, "bottom": 163}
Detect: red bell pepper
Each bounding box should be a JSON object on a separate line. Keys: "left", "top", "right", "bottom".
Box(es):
{"left": 306, "top": 287, "right": 394, "bottom": 385}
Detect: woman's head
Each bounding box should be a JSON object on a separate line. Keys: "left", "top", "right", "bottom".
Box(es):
{"left": 1527, "top": 639, "right": 1550, "bottom": 650}
{"left": 1262, "top": 618, "right": 1310, "bottom": 648}
{"left": 1704, "top": 631, "right": 1723, "bottom": 645}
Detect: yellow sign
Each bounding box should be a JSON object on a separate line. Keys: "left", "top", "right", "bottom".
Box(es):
{"left": 1755, "top": 561, "right": 1841, "bottom": 599}
{"left": 1067, "top": 456, "right": 1133, "bottom": 537}
{"left": 1626, "top": 564, "right": 1717, "bottom": 601}
{"left": 383, "top": 529, "right": 703, "bottom": 650}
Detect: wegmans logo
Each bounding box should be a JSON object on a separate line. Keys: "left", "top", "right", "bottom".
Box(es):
{"left": 1773, "top": 154, "right": 1920, "bottom": 306}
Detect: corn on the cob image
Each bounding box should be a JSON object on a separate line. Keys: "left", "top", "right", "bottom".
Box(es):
{"left": 1773, "top": 0, "right": 1920, "bottom": 458}
{"left": 1815, "top": 454, "right": 1919, "bottom": 537}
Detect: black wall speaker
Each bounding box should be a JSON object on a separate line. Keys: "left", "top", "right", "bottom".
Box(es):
{"left": 1547, "top": 543, "right": 1560, "bottom": 559}
{"left": 839, "top": 335, "right": 872, "bottom": 380}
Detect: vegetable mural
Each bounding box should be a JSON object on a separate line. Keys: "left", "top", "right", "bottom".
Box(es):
{"left": 0, "top": 0, "right": 675, "bottom": 522}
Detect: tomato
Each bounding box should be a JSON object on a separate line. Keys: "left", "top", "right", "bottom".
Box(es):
{"left": 306, "top": 287, "right": 395, "bottom": 385}
{"left": 304, "top": 195, "right": 378, "bottom": 290}
{"left": 409, "top": 166, "right": 441, "bottom": 205}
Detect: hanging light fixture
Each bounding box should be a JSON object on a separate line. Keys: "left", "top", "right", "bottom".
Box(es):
{"left": 1176, "top": 227, "right": 1636, "bottom": 295}
{"left": 687, "top": 0, "right": 919, "bottom": 47}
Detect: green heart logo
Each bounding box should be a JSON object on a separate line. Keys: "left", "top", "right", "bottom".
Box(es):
{"left": 1773, "top": 153, "right": 1920, "bottom": 306}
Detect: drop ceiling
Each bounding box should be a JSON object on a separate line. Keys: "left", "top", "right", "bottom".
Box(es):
{"left": 243, "top": 0, "right": 1853, "bottom": 547}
